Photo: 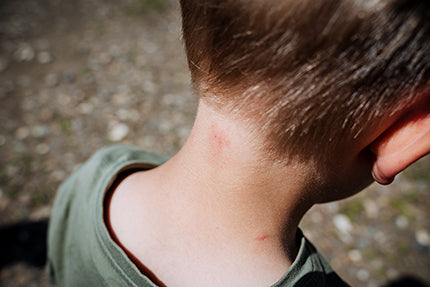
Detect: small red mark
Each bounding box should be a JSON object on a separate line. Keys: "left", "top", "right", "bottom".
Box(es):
{"left": 255, "top": 233, "right": 268, "bottom": 242}
{"left": 210, "top": 123, "right": 231, "bottom": 150}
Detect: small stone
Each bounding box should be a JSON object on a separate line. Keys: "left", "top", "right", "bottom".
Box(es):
{"left": 108, "top": 123, "right": 129, "bottom": 142}
{"left": 40, "top": 108, "right": 54, "bottom": 121}
{"left": 37, "top": 51, "right": 53, "bottom": 64}
{"left": 57, "top": 92, "right": 71, "bottom": 105}
{"left": 31, "top": 205, "right": 51, "bottom": 220}
{"left": 387, "top": 269, "right": 399, "bottom": 280}
{"left": 109, "top": 44, "right": 122, "bottom": 58}
{"left": 140, "top": 135, "right": 156, "bottom": 149}
{"left": 79, "top": 102, "right": 94, "bottom": 114}
{"left": 7, "top": 165, "right": 19, "bottom": 177}
{"left": 88, "top": 59, "right": 101, "bottom": 71}
{"left": 326, "top": 202, "right": 339, "bottom": 213}
{"left": 52, "top": 170, "right": 66, "bottom": 181}
{"left": 45, "top": 73, "right": 59, "bottom": 87}
{"left": 364, "top": 199, "right": 379, "bottom": 219}
{"left": 15, "top": 127, "right": 30, "bottom": 140}
{"left": 98, "top": 52, "right": 112, "bottom": 65}
{"left": 22, "top": 98, "right": 36, "bottom": 110}
{"left": 63, "top": 73, "right": 76, "bottom": 84}
{"left": 99, "top": 90, "right": 112, "bottom": 101}
{"left": 415, "top": 230, "right": 430, "bottom": 247}
{"left": 374, "top": 231, "right": 387, "bottom": 245}
{"left": 14, "top": 43, "right": 35, "bottom": 62}
{"left": 356, "top": 269, "right": 369, "bottom": 281}
{"left": 36, "top": 143, "right": 50, "bottom": 155}
{"left": 31, "top": 125, "right": 50, "bottom": 138}
{"left": 333, "top": 214, "right": 353, "bottom": 234}
{"left": 348, "top": 249, "right": 362, "bottom": 262}
{"left": 395, "top": 215, "right": 409, "bottom": 230}
{"left": 370, "top": 259, "right": 383, "bottom": 270}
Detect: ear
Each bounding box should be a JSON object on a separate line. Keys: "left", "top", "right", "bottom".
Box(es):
{"left": 369, "top": 101, "right": 430, "bottom": 185}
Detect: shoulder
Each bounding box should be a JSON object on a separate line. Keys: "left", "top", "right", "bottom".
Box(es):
{"left": 83, "top": 144, "right": 166, "bottom": 170}
{"left": 63, "top": 145, "right": 167, "bottom": 186}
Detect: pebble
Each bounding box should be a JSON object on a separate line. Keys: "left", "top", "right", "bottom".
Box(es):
{"left": 97, "top": 52, "right": 112, "bottom": 65}
{"left": 22, "top": 98, "right": 37, "bottom": 110}
{"left": 117, "top": 108, "right": 139, "bottom": 121}
{"left": 99, "top": 90, "right": 113, "bottom": 101}
{"left": 333, "top": 214, "right": 353, "bottom": 234}
{"left": 79, "top": 102, "right": 94, "bottom": 114}
{"left": 6, "top": 165, "right": 19, "bottom": 177}
{"left": 52, "top": 170, "right": 66, "bottom": 181}
{"left": 356, "top": 268, "right": 370, "bottom": 281}
{"left": 415, "top": 230, "right": 430, "bottom": 247}
{"left": 326, "top": 202, "right": 340, "bottom": 213}
{"left": 45, "top": 73, "right": 59, "bottom": 87}
{"left": 36, "top": 143, "right": 50, "bottom": 155}
{"left": 348, "top": 249, "right": 362, "bottom": 262}
{"left": 178, "top": 126, "right": 191, "bottom": 141}
{"left": 56, "top": 92, "right": 72, "bottom": 105}
{"left": 63, "top": 72, "right": 77, "bottom": 84}
{"left": 15, "top": 127, "right": 30, "bottom": 140}
{"left": 140, "top": 135, "right": 156, "bottom": 149}
{"left": 395, "top": 215, "right": 409, "bottom": 230}
{"left": 374, "top": 231, "right": 388, "bottom": 245}
{"left": 37, "top": 51, "right": 53, "bottom": 64}
{"left": 363, "top": 199, "right": 379, "bottom": 219}
{"left": 370, "top": 259, "right": 383, "bottom": 270}
{"left": 14, "top": 43, "right": 35, "bottom": 62}
{"left": 31, "top": 125, "right": 50, "bottom": 138}
{"left": 108, "top": 123, "right": 129, "bottom": 141}
{"left": 31, "top": 205, "right": 51, "bottom": 220}
{"left": 387, "top": 268, "right": 399, "bottom": 280}
{"left": 88, "top": 59, "right": 102, "bottom": 71}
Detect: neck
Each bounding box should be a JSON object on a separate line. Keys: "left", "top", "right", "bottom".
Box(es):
{"left": 154, "top": 101, "right": 314, "bottom": 259}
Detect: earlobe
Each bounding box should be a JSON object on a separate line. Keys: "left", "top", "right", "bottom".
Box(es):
{"left": 369, "top": 103, "right": 430, "bottom": 185}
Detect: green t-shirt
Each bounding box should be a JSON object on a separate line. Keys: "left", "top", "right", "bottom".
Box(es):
{"left": 47, "top": 145, "right": 349, "bottom": 286}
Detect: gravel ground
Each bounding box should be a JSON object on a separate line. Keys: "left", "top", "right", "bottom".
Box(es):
{"left": 0, "top": 0, "right": 429, "bottom": 286}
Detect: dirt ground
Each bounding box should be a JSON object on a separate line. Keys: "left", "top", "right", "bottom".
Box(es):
{"left": 0, "top": 0, "right": 429, "bottom": 286}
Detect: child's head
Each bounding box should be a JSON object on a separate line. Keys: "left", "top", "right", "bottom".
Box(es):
{"left": 179, "top": 0, "right": 429, "bottom": 162}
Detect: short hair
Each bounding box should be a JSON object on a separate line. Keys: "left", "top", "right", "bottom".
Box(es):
{"left": 179, "top": 0, "right": 429, "bottom": 160}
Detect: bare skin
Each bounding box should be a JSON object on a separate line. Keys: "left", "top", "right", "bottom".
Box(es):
{"left": 107, "top": 99, "right": 391, "bottom": 287}
{"left": 107, "top": 101, "right": 316, "bottom": 286}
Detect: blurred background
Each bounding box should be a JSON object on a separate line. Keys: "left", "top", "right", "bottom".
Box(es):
{"left": 0, "top": 0, "right": 428, "bottom": 286}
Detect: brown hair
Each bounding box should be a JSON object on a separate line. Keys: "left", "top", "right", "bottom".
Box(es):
{"left": 180, "top": 0, "right": 429, "bottom": 160}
